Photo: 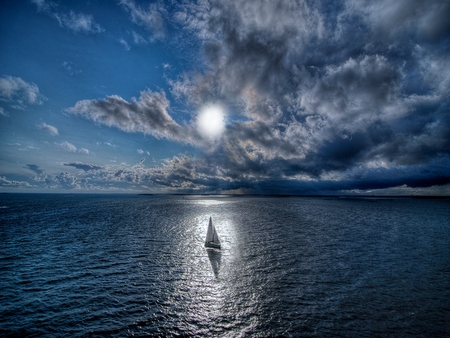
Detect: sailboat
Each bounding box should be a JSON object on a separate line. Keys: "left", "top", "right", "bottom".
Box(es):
{"left": 205, "top": 216, "right": 221, "bottom": 249}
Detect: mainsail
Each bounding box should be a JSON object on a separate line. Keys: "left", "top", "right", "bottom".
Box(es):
{"left": 205, "top": 216, "right": 221, "bottom": 249}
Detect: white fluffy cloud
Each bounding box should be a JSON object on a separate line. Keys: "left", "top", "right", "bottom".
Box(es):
{"left": 39, "top": 122, "right": 59, "bottom": 136}
{"left": 56, "top": 141, "right": 90, "bottom": 154}
{"left": 0, "top": 176, "right": 34, "bottom": 188}
{"left": 57, "top": 141, "right": 77, "bottom": 152}
{"left": 0, "top": 75, "right": 45, "bottom": 109}
{"left": 68, "top": 89, "right": 199, "bottom": 144}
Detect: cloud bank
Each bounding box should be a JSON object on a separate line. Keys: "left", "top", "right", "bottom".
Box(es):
{"left": 67, "top": 0, "right": 450, "bottom": 194}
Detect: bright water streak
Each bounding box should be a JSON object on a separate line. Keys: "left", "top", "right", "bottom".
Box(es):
{"left": 1, "top": 194, "right": 449, "bottom": 337}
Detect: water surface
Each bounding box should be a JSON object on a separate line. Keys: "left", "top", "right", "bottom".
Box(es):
{"left": 1, "top": 194, "right": 449, "bottom": 337}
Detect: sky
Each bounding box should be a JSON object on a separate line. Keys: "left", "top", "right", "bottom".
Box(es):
{"left": 1, "top": 0, "right": 450, "bottom": 195}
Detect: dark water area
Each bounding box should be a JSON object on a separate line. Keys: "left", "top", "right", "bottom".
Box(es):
{"left": 1, "top": 194, "right": 449, "bottom": 337}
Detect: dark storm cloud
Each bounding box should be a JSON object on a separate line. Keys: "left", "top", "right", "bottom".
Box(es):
{"left": 64, "top": 162, "right": 104, "bottom": 172}
{"left": 161, "top": 0, "right": 450, "bottom": 193}
{"left": 26, "top": 152, "right": 450, "bottom": 194}
{"left": 144, "top": 152, "right": 450, "bottom": 195}
{"left": 25, "top": 164, "right": 44, "bottom": 175}
{"left": 299, "top": 55, "right": 405, "bottom": 128}
{"left": 65, "top": 0, "right": 450, "bottom": 193}
{"left": 172, "top": 0, "right": 324, "bottom": 106}
{"left": 346, "top": 0, "right": 450, "bottom": 42}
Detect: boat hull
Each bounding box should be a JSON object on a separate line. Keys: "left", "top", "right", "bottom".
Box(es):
{"left": 205, "top": 241, "right": 221, "bottom": 249}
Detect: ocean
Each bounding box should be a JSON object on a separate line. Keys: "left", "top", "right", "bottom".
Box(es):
{"left": 1, "top": 194, "right": 449, "bottom": 337}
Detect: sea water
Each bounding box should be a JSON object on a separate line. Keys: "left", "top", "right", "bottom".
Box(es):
{"left": 1, "top": 194, "right": 449, "bottom": 337}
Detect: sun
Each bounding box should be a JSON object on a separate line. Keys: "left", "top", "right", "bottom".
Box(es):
{"left": 197, "top": 105, "right": 225, "bottom": 139}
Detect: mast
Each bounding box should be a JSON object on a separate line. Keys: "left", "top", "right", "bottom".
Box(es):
{"left": 206, "top": 217, "right": 213, "bottom": 243}
{"left": 212, "top": 217, "right": 219, "bottom": 244}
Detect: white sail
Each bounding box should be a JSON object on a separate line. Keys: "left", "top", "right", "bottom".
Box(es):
{"left": 205, "top": 216, "right": 221, "bottom": 249}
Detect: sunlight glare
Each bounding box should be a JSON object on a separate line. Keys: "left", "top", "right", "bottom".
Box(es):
{"left": 197, "top": 105, "right": 225, "bottom": 139}
{"left": 196, "top": 199, "right": 226, "bottom": 206}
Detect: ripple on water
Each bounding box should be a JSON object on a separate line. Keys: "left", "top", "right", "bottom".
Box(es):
{"left": 1, "top": 195, "right": 449, "bottom": 337}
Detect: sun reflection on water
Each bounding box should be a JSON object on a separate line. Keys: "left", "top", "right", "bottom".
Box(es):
{"left": 195, "top": 199, "right": 227, "bottom": 206}
{"left": 160, "top": 197, "right": 250, "bottom": 335}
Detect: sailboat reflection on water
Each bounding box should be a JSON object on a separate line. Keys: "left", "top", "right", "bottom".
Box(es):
{"left": 207, "top": 248, "right": 221, "bottom": 277}
{"left": 205, "top": 216, "right": 221, "bottom": 249}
